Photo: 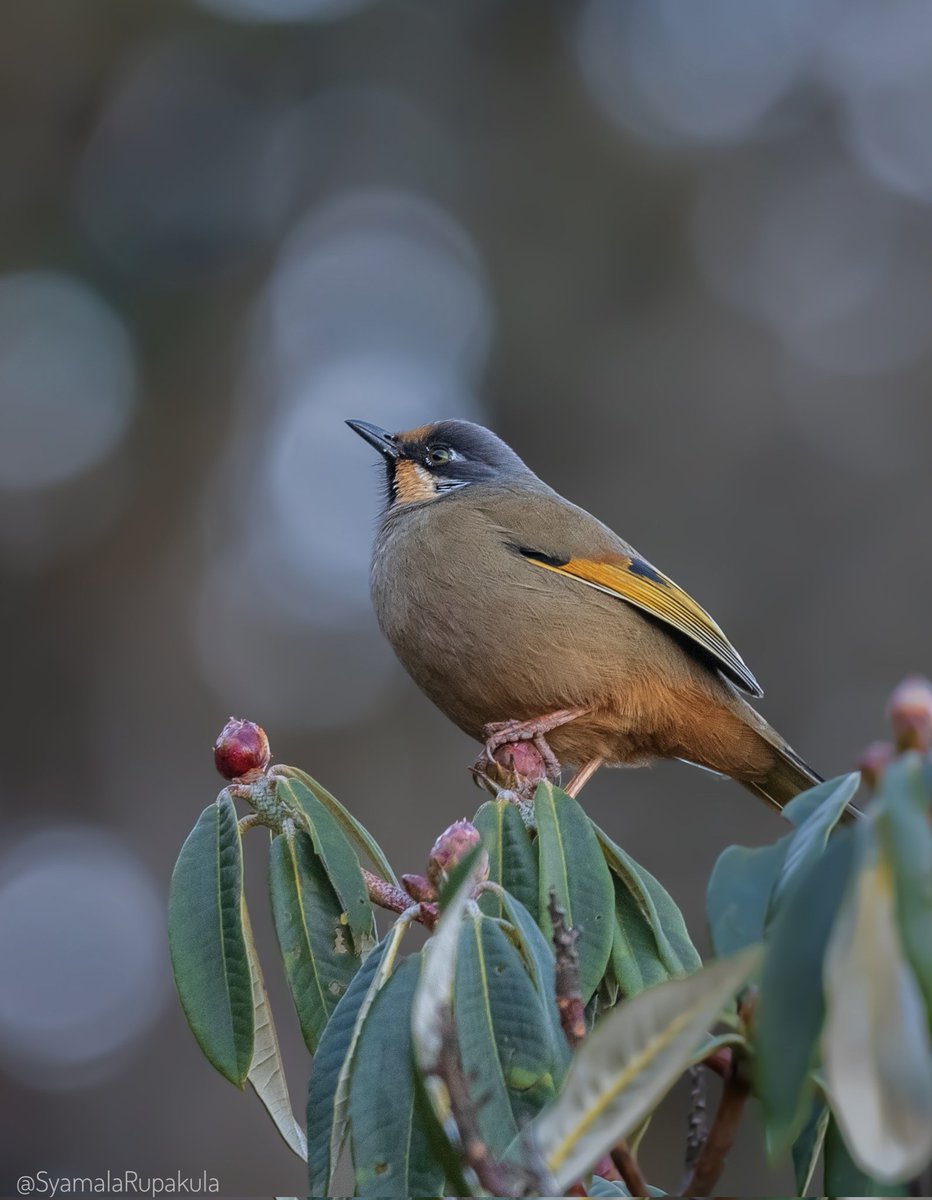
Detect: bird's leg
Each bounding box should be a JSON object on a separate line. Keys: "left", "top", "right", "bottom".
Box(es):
{"left": 565, "top": 757, "right": 604, "bottom": 797}
{"left": 479, "top": 708, "right": 587, "bottom": 783}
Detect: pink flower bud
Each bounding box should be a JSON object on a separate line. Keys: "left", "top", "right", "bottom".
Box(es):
{"left": 400, "top": 873, "right": 436, "bottom": 903}
{"left": 493, "top": 740, "right": 547, "bottom": 779}
{"left": 887, "top": 677, "right": 932, "bottom": 752}
{"left": 427, "top": 819, "right": 488, "bottom": 889}
{"left": 857, "top": 741, "right": 895, "bottom": 791}
{"left": 213, "top": 717, "right": 270, "bottom": 780}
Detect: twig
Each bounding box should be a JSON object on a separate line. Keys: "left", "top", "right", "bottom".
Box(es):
{"left": 684, "top": 1064, "right": 708, "bottom": 1176}
{"left": 431, "top": 1011, "right": 546, "bottom": 1197}
{"left": 611, "top": 1141, "right": 650, "bottom": 1198}
{"left": 547, "top": 888, "right": 587, "bottom": 1048}
{"left": 361, "top": 868, "right": 438, "bottom": 928}
{"left": 682, "top": 1056, "right": 750, "bottom": 1196}
{"left": 548, "top": 888, "right": 648, "bottom": 1197}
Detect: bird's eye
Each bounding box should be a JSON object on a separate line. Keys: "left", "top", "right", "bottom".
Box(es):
{"left": 427, "top": 445, "right": 453, "bottom": 466}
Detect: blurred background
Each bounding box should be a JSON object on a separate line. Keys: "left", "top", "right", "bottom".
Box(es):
{"left": 1, "top": 0, "right": 930, "bottom": 1192}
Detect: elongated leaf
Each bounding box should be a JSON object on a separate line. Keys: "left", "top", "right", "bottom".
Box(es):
{"left": 611, "top": 875, "right": 685, "bottom": 1000}
{"left": 274, "top": 764, "right": 398, "bottom": 885}
{"left": 824, "top": 1115, "right": 908, "bottom": 1197}
{"left": 411, "top": 856, "right": 486, "bottom": 1163}
{"left": 772, "top": 773, "right": 860, "bottom": 908}
{"left": 315, "top": 909, "right": 419, "bottom": 1195}
{"left": 754, "top": 830, "right": 856, "bottom": 1151}
{"left": 269, "top": 828, "right": 362, "bottom": 1053}
{"left": 456, "top": 913, "right": 560, "bottom": 1147}
{"left": 706, "top": 837, "right": 790, "bottom": 959}
{"left": 873, "top": 754, "right": 932, "bottom": 1017}
{"left": 528, "top": 946, "right": 760, "bottom": 1190}
{"left": 535, "top": 783, "right": 615, "bottom": 1003}
{"left": 276, "top": 775, "right": 375, "bottom": 955}
{"left": 822, "top": 833, "right": 932, "bottom": 1182}
{"left": 241, "top": 902, "right": 306, "bottom": 1160}
{"left": 474, "top": 798, "right": 539, "bottom": 920}
{"left": 490, "top": 884, "right": 569, "bottom": 1072}
{"left": 595, "top": 825, "right": 701, "bottom": 977}
{"left": 306, "top": 924, "right": 402, "bottom": 1193}
{"left": 168, "top": 795, "right": 254, "bottom": 1085}
{"left": 350, "top": 955, "right": 445, "bottom": 1198}
{"left": 792, "top": 1098, "right": 828, "bottom": 1198}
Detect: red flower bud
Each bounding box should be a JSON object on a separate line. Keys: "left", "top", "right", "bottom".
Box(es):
{"left": 887, "top": 677, "right": 932, "bottom": 753}
{"left": 213, "top": 717, "right": 271, "bottom": 780}
{"left": 857, "top": 740, "right": 895, "bottom": 791}
{"left": 427, "top": 819, "right": 488, "bottom": 889}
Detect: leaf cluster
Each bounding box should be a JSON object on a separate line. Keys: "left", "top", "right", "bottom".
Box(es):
{"left": 168, "top": 743, "right": 932, "bottom": 1196}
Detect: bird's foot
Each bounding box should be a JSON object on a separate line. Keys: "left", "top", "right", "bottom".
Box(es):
{"left": 477, "top": 708, "right": 587, "bottom": 786}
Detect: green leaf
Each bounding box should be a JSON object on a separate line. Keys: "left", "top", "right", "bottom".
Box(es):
{"left": 706, "top": 838, "right": 790, "bottom": 960}
{"left": 754, "top": 830, "right": 856, "bottom": 1152}
{"left": 456, "top": 913, "right": 560, "bottom": 1148}
{"left": 474, "top": 798, "right": 539, "bottom": 920}
{"left": 791, "top": 1098, "right": 828, "bottom": 1198}
{"left": 275, "top": 775, "right": 375, "bottom": 955}
{"left": 268, "top": 828, "right": 363, "bottom": 1053}
{"left": 273, "top": 765, "right": 398, "bottom": 885}
{"left": 595, "top": 824, "right": 701, "bottom": 978}
{"left": 772, "top": 773, "right": 860, "bottom": 908}
{"left": 168, "top": 795, "right": 254, "bottom": 1085}
{"left": 490, "top": 884, "right": 569, "bottom": 1073}
{"left": 528, "top": 947, "right": 760, "bottom": 1190}
{"left": 307, "top": 911, "right": 417, "bottom": 1195}
{"left": 608, "top": 875, "right": 687, "bottom": 1002}
{"left": 535, "top": 783, "right": 615, "bottom": 1003}
{"left": 824, "top": 1115, "right": 908, "bottom": 1197}
{"left": 411, "top": 854, "right": 486, "bottom": 1146}
{"left": 241, "top": 902, "right": 306, "bottom": 1160}
{"left": 349, "top": 955, "right": 445, "bottom": 1198}
{"left": 821, "top": 829, "right": 932, "bottom": 1183}
{"left": 873, "top": 754, "right": 932, "bottom": 1018}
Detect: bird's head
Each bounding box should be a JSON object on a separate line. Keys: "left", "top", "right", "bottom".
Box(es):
{"left": 346, "top": 419, "right": 529, "bottom": 510}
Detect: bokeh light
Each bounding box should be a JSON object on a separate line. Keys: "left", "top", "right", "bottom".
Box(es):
{"left": 575, "top": 0, "right": 829, "bottom": 148}
{"left": 0, "top": 270, "right": 136, "bottom": 491}
{"left": 0, "top": 828, "right": 167, "bottom": 1090}
{"left": 191, "top": 187, "right": 490, "bottom": 729}
{"left": 78, "top": 37, "right": 289, "bottom": 281}
{"left": 192, "top": 0, "right": 378, "bottom": 24}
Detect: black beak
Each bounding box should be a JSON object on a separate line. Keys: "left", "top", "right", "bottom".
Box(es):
{"left": 346, "top": 420, "right": 399, "bottom": 460}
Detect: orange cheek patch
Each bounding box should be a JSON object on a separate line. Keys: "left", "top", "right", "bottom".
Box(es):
{"left": 393, "top": 460, "right": 438, "bottom": 505}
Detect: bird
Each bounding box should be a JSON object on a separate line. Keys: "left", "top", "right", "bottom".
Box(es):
{"left": 347, "top": 417, "right": 821, "bottom": 811}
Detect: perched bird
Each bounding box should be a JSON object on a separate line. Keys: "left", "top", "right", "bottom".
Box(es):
{"left": 347, "top": 418, "right": 820, "bottom": 810}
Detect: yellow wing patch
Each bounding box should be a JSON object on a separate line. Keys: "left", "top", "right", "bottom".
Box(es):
{"left": 525, "top": 552, "right": 763, "bottom": 696}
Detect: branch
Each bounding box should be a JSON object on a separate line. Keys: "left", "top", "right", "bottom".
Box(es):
{"left": 547, "top": 888, "right": 648, "bottom": 1198}
{"left": 431, "top": 1012, "right": 545, "bottom": 1198}
{"left": 682, "top": 1057, "right": 750, "bottom": 1197}
{"left": 361, "top": 868, "right": 437, "bottom": 928}
{"left": 547, "top": 888, "right": 587, "bottom": 1048}
{"left": 684, "top": 1064, "right": 708, "bottom": 1177}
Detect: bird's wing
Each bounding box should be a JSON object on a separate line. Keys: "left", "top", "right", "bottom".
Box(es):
{"left": 518, "top": 548, "right": 763, "bottom": 697}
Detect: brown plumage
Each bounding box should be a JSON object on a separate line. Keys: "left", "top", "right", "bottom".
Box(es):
{"left": 347, "top": 418, "right": 820, "bottom": 811}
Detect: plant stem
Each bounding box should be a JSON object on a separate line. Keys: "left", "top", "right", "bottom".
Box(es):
{"left": 611, "top": 1142, "right": 649, "bottom": 1198}
{"left": 431, "top": 1012, "right": 546, "bottom": 1198}
{"left": 361, "top": 867, "right": 438, "bottom": 928}
{"left": 548, "top": 887, "right": 648, "bottom": 1197}
{"left": 682, "top": 1058, "right": 750, "bottom": 1196}
{"left": 547, "top": 888, "right": 587, "bottom": 1048}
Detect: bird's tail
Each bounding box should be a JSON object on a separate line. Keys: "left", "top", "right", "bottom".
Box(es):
{"left": 741, "top": 736, "right": 823, "bottom": 813}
